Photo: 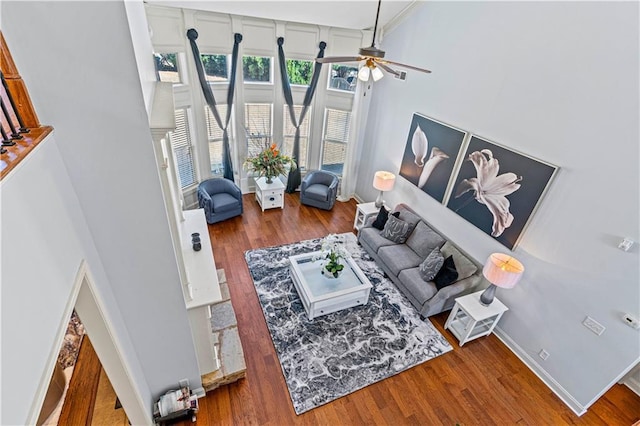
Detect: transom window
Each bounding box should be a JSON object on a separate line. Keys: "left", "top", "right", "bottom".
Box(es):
{"left": 154, "top": 52, "right": 181, "bottom": 83}
{"left": 200, "top": 54, "right": 228, "bottom": 82}
{"left": 243, "top": 56, "right": 271, "bottom": 83}
{"left": 328, "top": 64, "right": 358, "bottom": 92}
{"left": 286, "top": 59, "right": 314, "bottom": 86}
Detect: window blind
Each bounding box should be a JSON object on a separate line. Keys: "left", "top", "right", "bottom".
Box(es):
{"left": 283, "top": 105, "right": 311, "bottom": 168}
{"left": 169, "top": 108, "right": 196, "bottom": 188}
{"left": 245, "top": 103, "right": 273, "bottom": 157}
{"left": 205, "top": 104, "right": 228, "bottom": 176}
{"left": 321, "top": 108, "right": 351, "bottom": 175}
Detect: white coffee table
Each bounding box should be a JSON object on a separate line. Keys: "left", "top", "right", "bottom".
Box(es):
{"left": 289, "top": 251, "right": 373, "bottom": 320}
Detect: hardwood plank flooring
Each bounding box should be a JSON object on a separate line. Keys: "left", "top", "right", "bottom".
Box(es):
{"left": 178, "top": 192, "right": 640, "bottom": 425}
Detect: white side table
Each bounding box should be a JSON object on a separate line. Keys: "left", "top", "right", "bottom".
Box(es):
{"left": 445, "top": 290, "right": 508, "bottom": 346}
{"left": 353, "top": 202, "right": 379, "bottom": 233}
{"left": 255, "top": 177, "right": 285, "bottom": 211}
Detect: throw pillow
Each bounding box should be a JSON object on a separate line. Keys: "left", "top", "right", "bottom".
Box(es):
{"left": 381, "top": 213, "right": 411, "bottom": 243}
{"left": 371, "top": 207, "right": 390, "bottom": 230}
{"left": 433, "top": 255, "right": 458, "bottom": 290}
{"left": 419, "top": 247, "right": 445, "bottom": 282}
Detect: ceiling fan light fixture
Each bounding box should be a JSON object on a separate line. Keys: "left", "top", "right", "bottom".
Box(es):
{"left": 358, "top": 66, "right": 371, "bottom": 82}
{"left": 371, "top": 66, "right": 384, "bottom": 81}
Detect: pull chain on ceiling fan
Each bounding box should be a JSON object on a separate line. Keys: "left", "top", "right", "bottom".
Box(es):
{"left": 316, "top": 0, "right": 431, "bottom": 82}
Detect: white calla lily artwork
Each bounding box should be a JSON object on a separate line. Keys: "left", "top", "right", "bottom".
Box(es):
{"left": 399, "top": 113, "right": 469, "bottom": 203}
{"left": 446, "top": 135, "right": 557, "bottom": 250}
{"left": 454, "top": 149, "right": 522, "bottom": 237}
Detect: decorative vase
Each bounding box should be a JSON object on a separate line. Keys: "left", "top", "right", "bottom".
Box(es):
{"left": 321, "top": 256, "right": 344, "bottom": 279}
{"left": 321, "top": 266, "right": 342, "bottom": 279}
{"left": 266, "top": 176, "right": 273, "bottom": 184}
{"left": 191, "top": 233, "right": 201, "bottom": 252}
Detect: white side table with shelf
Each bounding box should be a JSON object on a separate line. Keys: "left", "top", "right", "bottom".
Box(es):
{"left": 353, "top": 202, "right": 379, "bottom": 233}
{"left": 445, "top": 290, "right": 508, "bottom": 346}
{"left": 255, "top": 176, "right": 285, "bottom": 211}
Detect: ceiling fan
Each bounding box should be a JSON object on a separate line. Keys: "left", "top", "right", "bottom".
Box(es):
{"left": 316, "top": 0, "right": 431, "bottom": 82}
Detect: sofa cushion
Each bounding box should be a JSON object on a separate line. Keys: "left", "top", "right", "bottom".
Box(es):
{"left": 372, "top": 207, "right": 390, "bottom": 230}
{"left": 419, "top": 247, "right": 445, "bottom": 282}
{"left": 359, "top": 227, "right": 398, "bottom": 253}
{"left": 434, "top": 255, "right": 459, "bottom": 290}
{"left": 441, "top": 241, "right": 478, "bottom": 282}
{"left": 381, "top": 214, "right": 412, "bottom": 243}
{"left": 398, "top": 267, "right": 439, "bottom": 304}
{"left": 406, "top": 221, "right": 446, "bottom": 259}
{"left": 393, "top": 206, "right": 422, "bottom": 232}
{"left": 378, "top": 244, "right": 422, "bottom": 276}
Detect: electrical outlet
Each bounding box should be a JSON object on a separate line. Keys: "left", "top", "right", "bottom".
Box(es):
{"left": 179, "top": 379, "right": 189, "bottom": 388}
{"left": 623, "top": 314, "right": 640, "bottom": 330}
{"left": 583, "top": 316, "right": 606, "bottom": 335}
{"left": 539, "top": 349, "right": 550, "bottom": 360}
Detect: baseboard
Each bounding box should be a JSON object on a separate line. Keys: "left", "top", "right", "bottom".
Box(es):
{"left": 623, "top": 376, "right": 640, "bottom": 397}
{"left": 493, "top": 327, "right": 587, "bottom": 416}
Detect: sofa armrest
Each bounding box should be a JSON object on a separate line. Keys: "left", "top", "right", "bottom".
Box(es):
{"left": 420, "top": 274, "right": 483, "bottom": 318}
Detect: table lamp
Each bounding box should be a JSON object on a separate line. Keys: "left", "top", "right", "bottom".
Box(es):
{"left": 480, "top": 253, "right": 524, "bottom": 306}
{"left": 373, "top": 171, "right": 396, "bottom": 208}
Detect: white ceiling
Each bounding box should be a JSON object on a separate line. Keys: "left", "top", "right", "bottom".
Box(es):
{"left": 146, "top": 0, "right": 416, "bottom": 31}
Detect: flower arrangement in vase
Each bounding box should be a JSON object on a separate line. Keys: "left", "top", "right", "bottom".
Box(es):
{"left": 244, "top": 142, "right": 296, "bottom": 184}
{"left": 313, "top": 234, "right": 350, "bottom": 279}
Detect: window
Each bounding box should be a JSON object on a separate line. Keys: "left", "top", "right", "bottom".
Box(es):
{"left": 243, "top": 56, "right": 271, "bottom": 83}
{"left": 205, "top": 105, "right": 229, "bottom": 176}
{"left": 169, "top": 108, "right": 196, "bottom": 188}
{"left": 245, "top": 103, "right": 273, "bottom": 157}
{"left": 286, "top": 59, "right": 314, "bottom": 86}
{"left": 154, "top": 53, "right": 181, "bottom": 83}
{"left": 321, "top": 109, "right": 351, "bottom": 175}
{"left": 283, "top": 105, "right": 311, "bottom": 169}
{"left": 328, "top": 64, "right": 358, "bottom": 92}
{"left": 200, "top": 54, "right": 228, "bottom": 82}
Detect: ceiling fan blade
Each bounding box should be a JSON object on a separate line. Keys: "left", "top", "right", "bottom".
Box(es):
{"left": 316, "top": 56, "right": 363, "bottom": 64}
{"left": 376, "top": 62, "right": 401, "bottom": 77}
{"left": 378, "top": 59, "right": 432, "bottom": 74}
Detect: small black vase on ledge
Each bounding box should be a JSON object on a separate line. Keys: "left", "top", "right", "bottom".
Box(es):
{"left": 191, "top": 232, "right": 201, "bottom": 251}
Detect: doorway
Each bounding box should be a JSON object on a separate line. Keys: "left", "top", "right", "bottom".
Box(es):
{"left": 29, "top": 261, "right": 150, "bottom": 425}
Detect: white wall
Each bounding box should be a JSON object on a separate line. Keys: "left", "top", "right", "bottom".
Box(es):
{"left": 357, "top": 1, "right": 639, "bottom": 413}
{"left": 1, "top": 0, "right": 202, "bottom": 418}
{"left": 1, "top": 136, "right": 150, "bottom": 424}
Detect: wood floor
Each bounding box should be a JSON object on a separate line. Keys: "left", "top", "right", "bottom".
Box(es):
{"left": 178, "top": 192, "right": 640, "bottom": 425}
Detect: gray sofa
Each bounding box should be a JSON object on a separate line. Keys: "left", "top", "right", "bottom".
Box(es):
{"left": 358, "top": 203, "right": 484, "bottom": 317}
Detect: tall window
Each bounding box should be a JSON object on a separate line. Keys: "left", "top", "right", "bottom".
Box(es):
{"left": 243, "top": 56, "right": 271, "bottom": 83}
{"left": 321, "top": 109, "right": 351, "bottom": 176}
{"left": 204, "top": 105, "right": 229, "bottom": 176}
{"left": 283, "top": 105, "right": 311, "bottom": 169}
{"left": 200, "top": 54, "right": 228, "bottom": 82}
{"left": 328, "top": 64, "right": 358, "bottom": 92}
{"left": 169, "top": 108, "right": 196, "bottom": 188}
{"left": 245, "top": 103, "right": 273, "bottom": 157}
{"left": 154, "top": 52, "right": 181, "bottom": 83}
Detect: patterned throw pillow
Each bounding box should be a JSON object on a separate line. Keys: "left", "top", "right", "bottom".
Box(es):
{"left": 381, "top": 213, "right": 412, "bottom": 243}
{"left": 419, "top": 247, "right": 445, "bottom": 282}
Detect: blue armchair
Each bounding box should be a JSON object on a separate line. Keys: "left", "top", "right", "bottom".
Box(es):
{"left": 300, "top": 170, "right": 339, "bottom": 210}
{"left": 197, "top": 178, "right": 243, "bottom": 224}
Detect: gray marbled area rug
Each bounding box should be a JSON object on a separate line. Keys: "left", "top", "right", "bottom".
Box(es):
{"left": 244, "top": 232, "right": 453, "bottom": 415}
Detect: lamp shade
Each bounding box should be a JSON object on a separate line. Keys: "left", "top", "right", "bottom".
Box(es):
{"left": 371, "top": 66, "right": 384, "bottom": 81}
{"left": 373, "top": 171, "right": 396, "bottom": 192}
{"left": 358, "top": 66, "right": 371, "bottom": 82}
{"left": 482, "top": 253, "right": 524, "bottom": 289}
